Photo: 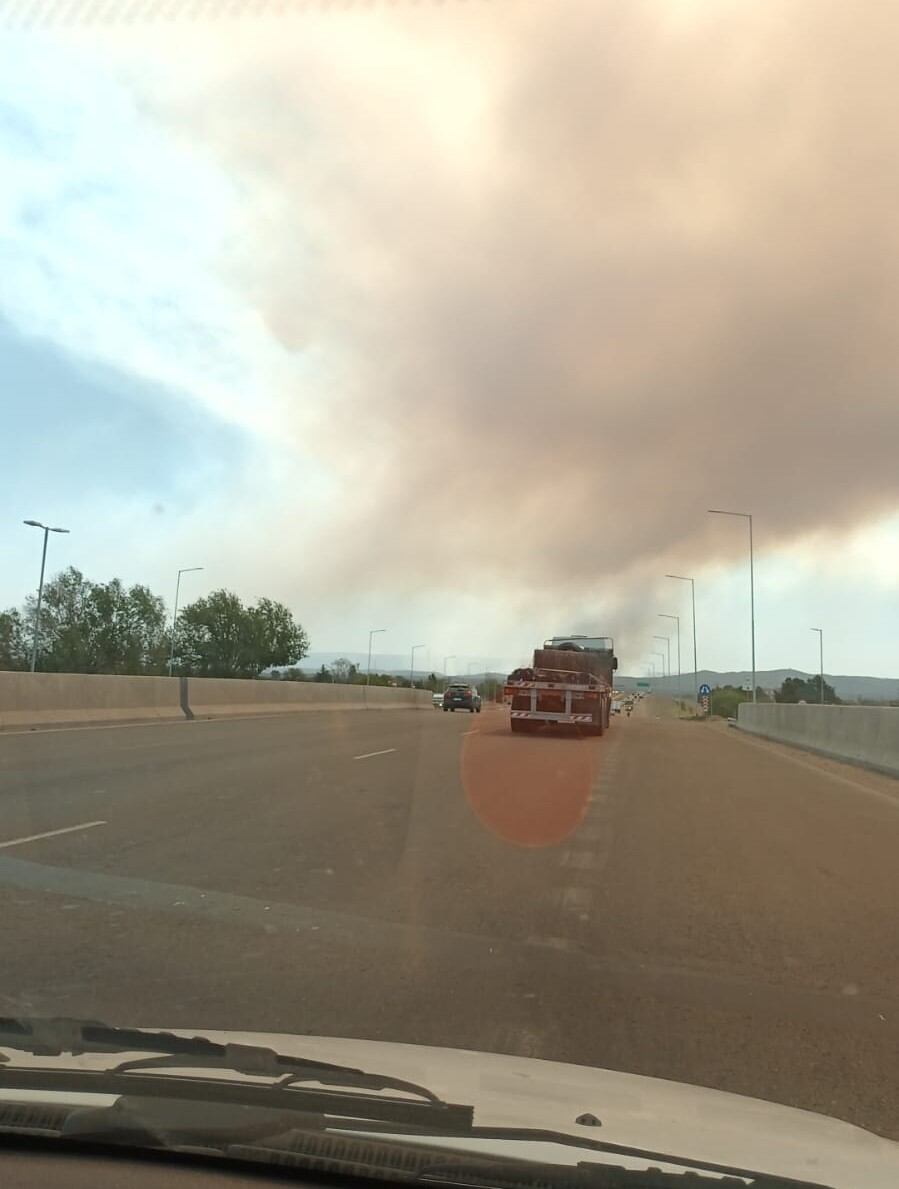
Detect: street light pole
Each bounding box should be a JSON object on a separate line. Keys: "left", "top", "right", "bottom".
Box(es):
{"left": 23, "top": 520, "right": 70, "bottom": 673}
{"left": 410, "top": 643, "right": 425, "bottom": 689}
{"left": 811, "top": 627, "right": 824, "bottom": 704}
{"left": 653, "top": 635, "right": 670, "bottom": 687}
{"left": 666, "top": 575, "right": 698, "bottom": 703}
{"left": 168, "top": 566, "right": 203, "bottom": 677}
{"left": 443, "top": 655, "right": 455, "bottom": 690}
{"left": 659, "top": 614, "right": 681, "bottom": 700}
{"left": 652, "top": 651, "right": 665, "bottom": 677}
{"left": 708, "top": 510, "right": 756, "bottom": 703}
{"left": 367, "top": 628, "right": 386, "bottom": 689}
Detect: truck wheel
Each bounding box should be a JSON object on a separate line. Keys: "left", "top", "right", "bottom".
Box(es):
{"left": 443, "top": 707, "right": 448, "bottom": 712}
{"left": 476, "top": 706, "right": 481, "bottom": 713}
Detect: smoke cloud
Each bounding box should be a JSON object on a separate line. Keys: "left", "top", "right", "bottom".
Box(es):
{"left": 153, "top": 0, "right": 899, "bottom": 609}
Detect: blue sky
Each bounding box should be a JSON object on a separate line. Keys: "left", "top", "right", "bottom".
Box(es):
{"left": 2, "top": 8, "right": 898, "bottom": 679}
{"left": 2, "top": 318, "right": 243, "bottom": 510}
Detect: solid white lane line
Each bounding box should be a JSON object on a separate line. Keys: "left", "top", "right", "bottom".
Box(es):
{"left": 0, "top": 820, "right": 107, "bottom": 851}
{"left": 461, "top": 730, "right": 478, "bottom": 736}
{"left": 353, "top": 748, "right": 397, "bottom": 760}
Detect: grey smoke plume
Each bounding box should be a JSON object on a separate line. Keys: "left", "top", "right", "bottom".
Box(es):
{"left": 158, "top": 0, "right": 899, "bottom": 604}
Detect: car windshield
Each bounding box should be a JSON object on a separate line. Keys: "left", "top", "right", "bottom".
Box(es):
{"left": 2, "top": 1, "right": 899, "bottom": 1184}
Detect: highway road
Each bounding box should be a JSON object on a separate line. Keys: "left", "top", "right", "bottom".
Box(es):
{"left": 1, "top": 699, "right": 898, "bottom": 1138}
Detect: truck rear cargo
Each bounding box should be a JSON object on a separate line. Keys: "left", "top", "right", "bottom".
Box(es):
{"left": 503, "top": 635, "right": 617, "bottom": 736}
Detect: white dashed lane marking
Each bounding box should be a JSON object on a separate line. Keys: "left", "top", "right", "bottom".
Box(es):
{"left": 561, "top": 886, "right": 593, "bottom": 911}
{"left": 0, "top": 821, "right": 107, "bottom": 850}
{"left": 353, "top": 748, "right": 398, "bottom": 760}
{"left": 561, "top": 850, "right": 596, "bottom": 870}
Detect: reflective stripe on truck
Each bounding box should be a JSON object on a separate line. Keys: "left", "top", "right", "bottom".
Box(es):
{"left": 504, "top": 682, "right": 601, "bottom": 693}
{"left": 510, "top": 710, "right": 595, "bottom": 723}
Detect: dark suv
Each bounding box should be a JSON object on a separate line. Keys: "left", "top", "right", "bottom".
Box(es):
{"left": 443, "top": 684, "right": 482, "bottom": 713}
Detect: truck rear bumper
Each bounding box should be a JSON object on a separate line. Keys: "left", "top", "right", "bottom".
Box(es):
{"left": 510, "top": 710, "right": 595, "bottom": 723}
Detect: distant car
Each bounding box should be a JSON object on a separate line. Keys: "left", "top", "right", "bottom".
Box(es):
{"left": 443, "top": 684, "right": 482, "bottom": 713}
{"left": 432, "top": 691, "right": 444, "bottom": 708}
{"left": 612, "top": 699, "right": 622, "bottom": 714}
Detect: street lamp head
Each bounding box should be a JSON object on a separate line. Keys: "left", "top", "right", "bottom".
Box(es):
{"left": 24, "top": 520, "right": 69, "bottom": 533}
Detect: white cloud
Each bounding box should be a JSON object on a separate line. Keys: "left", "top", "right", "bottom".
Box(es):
{"left": 0, "top": 33, "right": 287, "bottom": 437}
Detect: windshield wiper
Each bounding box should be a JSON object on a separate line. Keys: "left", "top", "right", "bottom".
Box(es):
{"left": 0, "top": 1016, "right": 472, "bottom": 1130}
{"left": 415, "top": 1155, "right": 832, "bottom": 1189}
{"left": 0, "top": 1018, "right": 833, "bottom": 1189}
{"left": 324, "top": 1121, "right": 834, "bottom": 1189}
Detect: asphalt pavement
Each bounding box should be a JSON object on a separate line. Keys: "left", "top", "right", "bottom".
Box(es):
{"left": 1, "top": 699, "right": 898, "bottom": 1138}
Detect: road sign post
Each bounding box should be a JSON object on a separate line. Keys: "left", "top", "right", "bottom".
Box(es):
{"left": 699, "top": 682, "right": 712, "bottom": 717}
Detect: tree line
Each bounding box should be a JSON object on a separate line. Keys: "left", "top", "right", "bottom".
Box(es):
{"left": 270, "top": 663, "right": 502, "bottom": 699}
{"left": 271, "top": 661, "right": 442, "bottom": 688}
{"left": 710, "top": 674, "right": 839, "bottom": 717}
{"left": 0, "top": 567, "right": 309, "bottom": 679}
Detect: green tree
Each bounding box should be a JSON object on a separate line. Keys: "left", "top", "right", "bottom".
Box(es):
{"left": 23, "top": 567, "right": 92, "bottom": 672}
{"left": 281, "top": 667, "right": 307, "bottom": 682}
{"left": 776, "top": 675, "right": 839, "bottom": 704}
{"left": 710, "top": 685, "right": 753, "bottom": 717}
{"left": 174, "top": 589, "right": 309, "bottom": 678}
{"left": 351, "top": 670, "right": 391, "bottom": 686}
{"left": 18, "top": 568, "right": 168, "bottom": 674}
{"left": 0, "top": 609, "right": 28, "bottom": 671}
{"left": 83, "top": 578, "right": 168, "bottom": 673}
{"left": 331, "top": 658, "right": 358, "bottom": 683}
{"left": 314, "top": 664, "right": 332, "bottom": 683}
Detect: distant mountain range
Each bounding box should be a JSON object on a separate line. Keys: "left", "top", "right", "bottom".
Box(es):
{"left": 280, "top": 652, "right": 506, "bottom": 682}
{"left": 281, "top": 655, "right": 898, "bottom": 700}
{"left": 616, "top": 669, "right": 899, "bottom": 702}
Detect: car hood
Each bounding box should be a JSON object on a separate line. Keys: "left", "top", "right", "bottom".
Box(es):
{"left": 2, "top": 1029, "right": 897, "bottom": 1187}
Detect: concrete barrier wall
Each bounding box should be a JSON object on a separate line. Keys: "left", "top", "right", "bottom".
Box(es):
{"left": 187, "top": 678, "right": 429, "bottom": 719}
{"left": 0, "top": 671, "right": 430, "bottom": 731}
{"left": 737, "top": 703, "right": 899, "bottom": 778}
{"left": 0, "top": 672, "right": 184, "bottom": 730}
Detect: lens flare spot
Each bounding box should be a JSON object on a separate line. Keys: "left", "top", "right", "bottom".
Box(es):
{"left": 461, "top": 717, "right": 599, "bottom": 847}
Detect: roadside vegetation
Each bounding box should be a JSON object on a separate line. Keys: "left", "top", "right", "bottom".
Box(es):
{"left": 0, "top": 567, "right": 308, "bottom": 679}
